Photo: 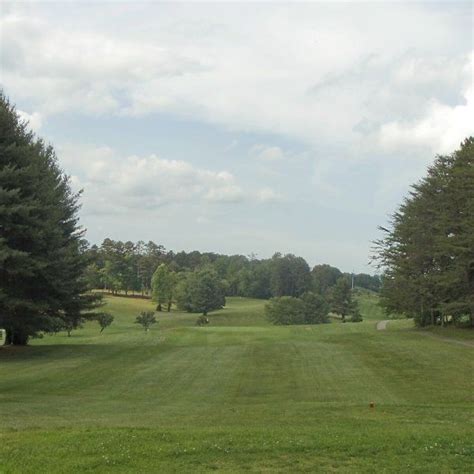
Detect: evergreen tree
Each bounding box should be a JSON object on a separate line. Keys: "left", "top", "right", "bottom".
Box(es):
{"left": 374, "top": 138, "right": 474, "bottom": 327}
{"left": 329, "top": 277, "right": 361, "bottom": 322}
{"left": 301, "top": 292, "right": 330, "bottom": 324}
{"left": 265, "top": 296, "right": 306, "bottom": 325}
{"left": 0, "top": 94, "right": 100, "bottom": 344}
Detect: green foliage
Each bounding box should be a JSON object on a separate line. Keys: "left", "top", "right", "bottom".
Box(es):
{"left": 0, "top": 94, "right": 101, "bottom": 345}
{"left": 151, "top": 264, "right": 177, "bottom": 311}
{"left": 349, "top": 307, "right": 363, "bottom": 322}
{"left": 265, "top": 296, "right": 306, "bottom": 325}
{"left": 374, "top": 138, "right": 474, "bottom": 327}
{"left": 96, "top": 313, "right": 114, "bottom": 333}
{"left": 175, "top": 266, "right": 225, "bottom": 315}
{"left": 311, "top": 264, "right": 343, "bottom": 294}
{"left": 236, "top": 261, "right": 272, "bottom": 299}
{"left": 330, "top": 277, "right": 362, "bottom": 322}
{"left": 86, "top": 241, "right": 381, "bottom": 301}
{"left": 301, "top": 291, "right": 330, "bottom": 323}
{"left": 351, "top": 273, "right": 382, "bottom": 292}
{"left": 196, "top": 315, "right": 209, "bottom": 326}
{"left": 86, "top": 239, "right": 167, "bottom": 296}
{"left": 266, "top": 292, "right": 331, "bottom": 325}
{"left": 269, "top": 253, "right": 311, "bottom": 297}
{"left": 135, "top": 311, "right": 157, "bottom": 332}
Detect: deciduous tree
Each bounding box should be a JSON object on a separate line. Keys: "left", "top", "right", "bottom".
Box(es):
{"left": 135, "top": 311, "right": 157, "bottom": 332}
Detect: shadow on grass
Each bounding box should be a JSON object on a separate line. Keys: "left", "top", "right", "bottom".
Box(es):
{"left": 0, "top": 342, "right": 119, "bottom": 362}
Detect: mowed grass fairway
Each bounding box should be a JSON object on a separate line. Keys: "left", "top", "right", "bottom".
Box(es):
{"left": 1, "top": 295, "right": 473, "bottom": 473}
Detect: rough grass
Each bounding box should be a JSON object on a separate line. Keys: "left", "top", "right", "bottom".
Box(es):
{"left": 1, "top": 295, "right": 473, "bottom": 473}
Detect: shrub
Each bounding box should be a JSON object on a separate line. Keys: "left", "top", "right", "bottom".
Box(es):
{"left": 265, "top": 297, "right": 306, "bottom": 325}
{"left": 97, "top": 313, "right": 114, "bottom": 333}
{"left": 266, "top": 293, "right": 332, "bottom": 325}
{"left": 135, "top": 311, "right": 157, "bottom": 332}
{"left": 301, "top": 292, "right": 330, "bottom": 324}
{"left": 196, "top": 315, "right": 210, "bottom": 326}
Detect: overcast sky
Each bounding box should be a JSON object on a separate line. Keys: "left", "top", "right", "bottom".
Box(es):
{"left": 1, "top": 1, "right": 472, "bottom": 272}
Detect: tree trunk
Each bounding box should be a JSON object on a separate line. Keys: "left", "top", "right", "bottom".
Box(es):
{"left": 5, "top": 329, "right": 29, "bottom": 345}
{"left": 203, "top": 310, "right": 208, "bottom": 316}
{"left": 167, "top": 301, "right": 171, "bottom": 312}
{"left": 157, "top": 303, "right": 162, "bottom": 311}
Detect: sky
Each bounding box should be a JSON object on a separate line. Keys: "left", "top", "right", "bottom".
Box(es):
{"left": 1, "top": 1, "right": 473, "bottom": 273}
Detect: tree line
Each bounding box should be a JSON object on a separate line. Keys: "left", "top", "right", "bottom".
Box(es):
{"left": 374, "top": 138, "right": 474, "bottom": 327}
{"left": 84, "top": 242, "right": 372, "bottom": 323}
{"left": 265, "top": 277, "right": 362, "bottom": 325}
{"left": 131, "top": 255, "right": 364, "bottom": 324}
{"left": 84, "top": 241, "right": 381, "bottom": 300}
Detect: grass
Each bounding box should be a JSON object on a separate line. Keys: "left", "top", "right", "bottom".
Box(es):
{"left": 1, "top": 294, "right": 473, "bottom": 473}
{"left": 354, "top": 289, "right": 390, "bottom": 321}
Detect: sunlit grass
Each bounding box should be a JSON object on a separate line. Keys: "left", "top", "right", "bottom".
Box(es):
{"left": 1, "top": 295, "right": 472, "bottom": 472}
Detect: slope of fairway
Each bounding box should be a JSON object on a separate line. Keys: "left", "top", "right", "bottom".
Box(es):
{"left": 1, "top": 295, "right": 473, "bottom": 473}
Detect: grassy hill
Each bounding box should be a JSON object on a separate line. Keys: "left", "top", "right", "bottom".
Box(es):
{"left": 1, "top": 295, "right": 472, "bottom": 472}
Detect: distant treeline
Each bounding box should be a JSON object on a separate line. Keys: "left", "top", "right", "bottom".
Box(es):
{"left": 84, "top": 241, "right": 382, "bottom": 299}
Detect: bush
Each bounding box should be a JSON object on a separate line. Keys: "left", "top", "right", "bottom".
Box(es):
{"left": 196, "top": 315, "right": 209, "bottom": 326}
{"left": 350, "top": 308, "right": 363, "bottom": 322}
{"left": 135, "top": 311, "right": 157, "bottom": 332}
{"left": 301, "top": 292, "right": 330, "bottom": 324}
{"left": 265, "top": 297, "right": 306, "bottom": 325}
{"left": 265, "top": 293, "right": 332, "bottom": 325}
{"left": 97, "top": 312, "right": 114, "bottom": 333}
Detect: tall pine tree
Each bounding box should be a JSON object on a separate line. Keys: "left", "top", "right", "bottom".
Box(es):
{"left": 374, "top": 138, "right": 474, "bottom": 327}
{"left": 0, "top": 94, "right": 100, "bottom": 344}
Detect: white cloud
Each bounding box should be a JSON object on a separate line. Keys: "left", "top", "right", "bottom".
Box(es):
{"left": 378, "top": 85, "right": 474, "bottom": 155}
{"left": 57, "top": 144, "right": 247, "bottom": 214}
{"left": 204, "top": 184, "right": 244, "bottom": 203}
{"left": 250, "top": 144, "right": 285, "bottom": 162}
{"left": 57, "top": 144, "right": 285, "bottom": 214}
{"left": 17, "top": 109, "right": 43, "bottom": 132}
{"left": 0, "top": 13, "right": 207, "bottom": 116}
{"left": 256, "top": 187, "right": 282, "bottom": 203}
{"left": 2, "top": 4, "right": 471, "bottom": 155}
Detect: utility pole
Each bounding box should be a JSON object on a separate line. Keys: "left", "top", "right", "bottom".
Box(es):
{"left": 351, "top": 271, "right": 355, "bottom": 290}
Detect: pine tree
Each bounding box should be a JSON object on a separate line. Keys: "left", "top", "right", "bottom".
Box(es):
{"left": 374, "top": 138, "right": 474, "bottom": 327}
{"left": 0, "top": 94, "right": 100, "bottom": 344}
{"left": 329, "top": 277, "right": 361, "bottom": 322}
